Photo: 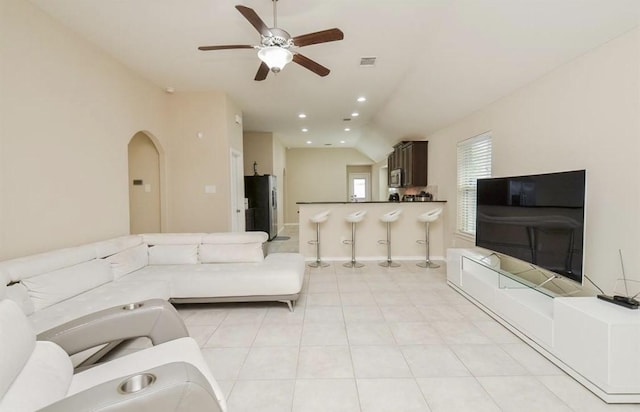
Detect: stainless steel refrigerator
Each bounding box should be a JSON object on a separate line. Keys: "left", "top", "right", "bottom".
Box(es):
{"left": 244, "top": 175, "right": 277, "bottom": 240}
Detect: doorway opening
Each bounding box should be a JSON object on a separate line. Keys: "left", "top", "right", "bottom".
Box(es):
{"left": 128, "top": 131, "right": 163, "bottom": 234}
{"left": 347, "top": 165, "right": 372, "bottom": 202}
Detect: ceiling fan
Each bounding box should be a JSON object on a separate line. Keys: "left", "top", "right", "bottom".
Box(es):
{"left": 198, "top": 1, "right": 344, "bottom": 81}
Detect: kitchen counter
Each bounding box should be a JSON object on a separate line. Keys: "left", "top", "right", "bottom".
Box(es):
{"left": 297, "top": 202, "right": 446, "bottom": 263}
{"left": 297, "top": 200, "right": 447, "bottom": 204}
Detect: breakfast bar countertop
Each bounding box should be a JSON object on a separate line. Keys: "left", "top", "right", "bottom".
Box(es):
{"left": 297, "top": 201, "right": 446, "bottom": 262}
{"left": 296, "top": 200, "right": 447, "bottom": 204}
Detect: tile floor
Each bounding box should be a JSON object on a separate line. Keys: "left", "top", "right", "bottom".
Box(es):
{"left": 114, "top": 226, "right": 640, "bottom": 411}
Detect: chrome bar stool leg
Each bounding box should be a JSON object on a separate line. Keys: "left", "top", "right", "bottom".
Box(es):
{"left": 417, "top": 221, "right": 439, "bottom": 268}
{"left": 343, "top": 221, "right": 364, "bottom": 268}
{"left": 378, "top": 221, "right": 400, "bottom": 268}
{"left": 416, "top": 208, "right": 442, "bottom": 269}
{"left": 308, "top": 221, "right": 329, "bottom": 268}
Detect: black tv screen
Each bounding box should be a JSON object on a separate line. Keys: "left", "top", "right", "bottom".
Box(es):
{"left": 475, "top": 170, "right": 586, "bottom": 283}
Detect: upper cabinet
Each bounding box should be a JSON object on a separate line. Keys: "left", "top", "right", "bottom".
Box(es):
{"left": 387, "top": 141, "right": 428, "bottom": 187}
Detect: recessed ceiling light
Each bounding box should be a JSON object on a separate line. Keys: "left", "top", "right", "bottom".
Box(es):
{"left": 306, "top": 140, "right": 312, "bottom": 144}
{"left": 340, "top": 140, "right": 346, "bottom": 144}
{"left": 357, "top": 96, "right": 366, "bottom": 102}
{"left": 351, "top": 112, "right": 359, "bottom": 117}
{"left": 344, "top": 128, "right": 351, "bottom": 132}
{"left": 298, "top": 113, "right": 307, "bottom": 119}
{"left": 302, "top": 128, "right": 309, "bottom": 132}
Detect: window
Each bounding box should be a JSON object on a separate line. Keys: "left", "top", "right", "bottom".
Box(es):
{"left": 457, "top": 132, "right": 492, "bottom": 236}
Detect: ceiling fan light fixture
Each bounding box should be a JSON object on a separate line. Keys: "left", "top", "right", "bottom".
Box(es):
{"left": 258, "top": 46, "right": 293, "bottom": 73}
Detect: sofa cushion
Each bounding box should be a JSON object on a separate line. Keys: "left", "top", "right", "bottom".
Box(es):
{"left": 201, "top": 232, "right": 268, "bottom": 244}
{"left": 105, "top": 244, "right": 149, "bottom": 280}
{"left": 199, "top": 243, "right": 264, "bottom": 263}
{"left": 5, "top": 282, "right": 34, "bottom": 316}
{"left": 142, "top": 233, "right": 205, "bottom": 245}
{"left": 0, "top": 341, "right": 72, "bottom": 412}
{"left": 93, "top": 235, "right": 143, "bottom": 259}
{"left": 148, "top": 245, "right": 198, "bottom": 265}
{"left": 29, "top": 277, "right": 171, "bottom": 335}
{"left": 0, "top": 244, "right": 96, "bottom": 283}
{"left": 21, "top": 259, "right": 113, "bottom": 312}
{"left": 0, "top": 300, "right": 37, "bottom": 400}
{"left": 133, "top": 253, "right": 305, "bottom": 299}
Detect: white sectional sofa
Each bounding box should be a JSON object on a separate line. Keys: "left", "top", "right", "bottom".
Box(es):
{"left": 0, "top": 232, "right": 305, "bottom": 336}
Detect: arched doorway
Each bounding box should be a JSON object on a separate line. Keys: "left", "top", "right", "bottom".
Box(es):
{"left": 128, "top": 131, "right": 161, "bottom": 234}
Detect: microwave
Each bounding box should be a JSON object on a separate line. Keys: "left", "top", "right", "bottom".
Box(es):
{"left": 389, "top": 169, "right": 403, "bottom": 188}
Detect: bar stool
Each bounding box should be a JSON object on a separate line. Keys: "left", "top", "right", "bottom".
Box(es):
{"left": 342, "top": 210, "right": 367, "bottom": 268}
{"left": 308, "top": 210, "right": 331, "bottom": 268}
{"left": 416, "top": 208, "right": 442, "bottom": 268}
{"left": 378, "top": 209, "right": 402, "bottom": 267}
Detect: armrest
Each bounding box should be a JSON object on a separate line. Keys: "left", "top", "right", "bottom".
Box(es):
{"left": 39, "top": 362, "right": 224, "bottom": 412}
{"left": 37, "top": 299, "right": 189, "bottom": 356}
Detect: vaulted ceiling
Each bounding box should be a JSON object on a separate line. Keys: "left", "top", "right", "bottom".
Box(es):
{"left": 30, "top": 0, "right": 640, "bottom": 161}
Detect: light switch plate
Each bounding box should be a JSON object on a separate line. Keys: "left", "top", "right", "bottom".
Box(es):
{"left": 205, "top": 185, "right": 216, "bottom": 194}
{"left": 144, "top": 184, "right": 151, "bottom": 193}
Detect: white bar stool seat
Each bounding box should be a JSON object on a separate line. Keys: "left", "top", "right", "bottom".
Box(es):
{"left": 416, "top": 208, "right": 442, "bottom": 268}
{"left": 343, "top": 210, "right": 367, "bottom": 268}
{"left": 308, "top": 210, "right": 331, "bottom": 268}
{"left": 378, "top": 209, "right": 402, "bottom": 267}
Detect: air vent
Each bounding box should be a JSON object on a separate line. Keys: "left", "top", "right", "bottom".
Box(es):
{"left": 343, "top": 118, "right": 351, "bottom": 122}
{"left": 359, "top": 57, "right": 376, "bottom": 67}
{"left": 324, "top": 143, "right": 333, "bottom": 146}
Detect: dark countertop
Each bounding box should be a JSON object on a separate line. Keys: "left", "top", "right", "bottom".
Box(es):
{"left": 297, "top": 200, "right": 447, "bottom": 204}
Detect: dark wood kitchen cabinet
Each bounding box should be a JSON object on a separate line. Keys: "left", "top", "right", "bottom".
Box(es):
{"left": 387, "top": 141, "right": 428, "bottom": 187}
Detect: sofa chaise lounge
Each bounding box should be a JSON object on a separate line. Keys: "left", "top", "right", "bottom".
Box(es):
{"left": 0, "top": 232, "right": 305, "bottom": 337}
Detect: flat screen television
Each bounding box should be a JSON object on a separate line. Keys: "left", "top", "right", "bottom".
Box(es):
{"left": 475, "top": 170, "right": 586, "bottom": 283}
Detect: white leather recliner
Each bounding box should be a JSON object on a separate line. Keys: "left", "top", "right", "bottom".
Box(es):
{"left": 0, "top": 280, "right": 226, "bottom": 412}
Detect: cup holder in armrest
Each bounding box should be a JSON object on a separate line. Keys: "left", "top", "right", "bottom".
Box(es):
{"left": 118, "top": 373, "right": 156, "bottom": 394}
{"left": 122, "top": 302, "right": 144, "bottom": 311}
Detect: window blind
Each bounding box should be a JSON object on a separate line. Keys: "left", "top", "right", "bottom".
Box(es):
{"left": 457, "top": 132, "right": 492, "bottom": 236}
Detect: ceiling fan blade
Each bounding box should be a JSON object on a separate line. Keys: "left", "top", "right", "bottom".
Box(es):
{"left": 293, "top": 53, "right": 330, "bottom": 77}
{"left": 198, "top": 45, "right": 254, "bottom": 51}
{"left": 293, "top": 28, "right": 344, "bottom": 47}
{"left": 235, "top": 5, "right": 272, "bottom": 37}
{"left": 254, "top": 62, "right": 270, "bottom": 81}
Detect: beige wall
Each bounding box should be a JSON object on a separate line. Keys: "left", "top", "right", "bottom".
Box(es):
{"left": 372, "top": 160, "right": 389, "bottom": 201}
{"left": 0, "top": 0, "right": 243, "bottom": 258}
{"left": 128, "top": 132, "right": 161, "bottom": 234}
{"left": 243, "top": 132, "right": 274, "bottom": 176}
{"left": 0, "top": 0, "right": 169, "bottom": 259}
{"left": 429, "top": 28, "right": 640, "bottom": 290}
{"left": 165, "top": 92, "right": 241, "bottom": 233}
{"left": 285, "top": 148, "right": 374, "bottom": 224}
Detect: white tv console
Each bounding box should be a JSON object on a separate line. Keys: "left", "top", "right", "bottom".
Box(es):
{"left": 447, "top": 248, "right": 640, "bottom": 404}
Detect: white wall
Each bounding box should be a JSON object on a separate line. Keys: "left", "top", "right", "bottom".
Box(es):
{"left": 429, "top": 28, "right": 640, "bottom": 291}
